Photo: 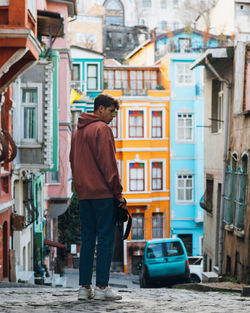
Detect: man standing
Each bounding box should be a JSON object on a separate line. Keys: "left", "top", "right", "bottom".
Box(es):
{"left": 69, "top": 94, "right": 124, "bottom": 301}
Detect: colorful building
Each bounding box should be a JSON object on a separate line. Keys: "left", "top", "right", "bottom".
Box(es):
{"left": 156, "top": 29, "right": 223, "bottom": 256}
{"left": 0, "top": 0, "right": 41, "bottom": 282}
{"left": 70, "top": 45, "right": 104, "bottom": 129}
{"left": 103, "top": 64, "right": 170, "bottom": 273}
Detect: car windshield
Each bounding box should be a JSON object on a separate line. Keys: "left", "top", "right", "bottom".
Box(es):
{"left": 164, "top": 241, "right": 184, "bottom": 256}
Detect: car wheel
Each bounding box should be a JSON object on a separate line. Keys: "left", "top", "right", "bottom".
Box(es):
{"left": 140, "top": 273, "right": 150, "bottom": 288}
{"left": 190, "top": 274, "right": 201, "bottom": 283}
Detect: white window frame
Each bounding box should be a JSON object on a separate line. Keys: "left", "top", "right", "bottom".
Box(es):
{"left": 127, "top": 160, "right": 147, "bottom": 193}
{"left": 176, "top": 112, "right": 194, "bottom": 143}
{"left": 109, "top": 109, "right": 121, "bottom": 139}
{"left": 20, "top": 83, "right": 43, "bottom": 145}
{"left": 160, "top": 0, "right": 167, "bottom": 9}
{"left": 0, "top": 0, "right": 9, "bottom": 5}
{"left": 175, "top": 62, "right": 195, "bottom": 86}
{"left": 142, "top": 0, "right": 151, "bottom": 8}
{"left": 150, "top": 158, "right": 166, "bottom": 192}
{"left": 28, "top": 0, "right": 36, "bottom": 20}
{"left": 72, "top": 62, "right": 83, "bottom": 92}
{"left": 126, "top": 107, "right": 147, "bottom": 139}
{"left": 149, "top": 108, "right": 165, "bottom": 139}
{"left": 175, "top": 170, "right": 195, "bottom": 203}
{"left": 85, "top": 62, "right": 100, "bottom": 91}
{"left": 218, "top": 84, "right": 224, "bottom": 132}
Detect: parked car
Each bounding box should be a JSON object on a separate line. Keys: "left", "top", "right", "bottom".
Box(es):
{"left": 188, "top": 256, "right": 203, "bottom": 283}
{"left": 138, "top": 238, "right": 190, "bottom": 288}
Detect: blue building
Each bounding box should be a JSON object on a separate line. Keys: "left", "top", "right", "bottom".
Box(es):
{"left": 70, "top": 46, "right": 104, "bottom": 128}
{"left": 156, "top": 29, "right": 222, "bottom": 256}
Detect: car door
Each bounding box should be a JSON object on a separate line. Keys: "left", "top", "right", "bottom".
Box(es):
{"left": 163, "top": 241, "right": 186, "bottom": 276}
{"left": 146, "top": 243, "right": 167, "bottom": 278}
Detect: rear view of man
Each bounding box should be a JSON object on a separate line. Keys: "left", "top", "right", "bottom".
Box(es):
{"left": 69, "top": 94, "right": 125, "bottom": 301}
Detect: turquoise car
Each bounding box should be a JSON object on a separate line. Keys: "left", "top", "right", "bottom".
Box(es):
{"left": 139, "top": 238, "right": 190, "bottom": 288}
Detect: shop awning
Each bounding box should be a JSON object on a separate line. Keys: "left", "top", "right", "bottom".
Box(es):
{"left": 44, "top": 239, "right": 65, "bottom": 249}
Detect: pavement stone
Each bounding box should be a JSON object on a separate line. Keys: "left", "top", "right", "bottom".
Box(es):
{"left": 0, "top": 286, "right": 250, "bottom": 313}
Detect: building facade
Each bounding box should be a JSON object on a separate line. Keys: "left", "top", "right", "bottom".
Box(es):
{"left": 103, "top": 63, "right": 170, "bottom": 273}
{"left": 156, "top": 29, "right": 221, "bottom": 256}
{"left": 192, "top": 42, "right": 250, "bottom": 283}
{"left": 0, "top": 0, "right": 41, "bottom": 282}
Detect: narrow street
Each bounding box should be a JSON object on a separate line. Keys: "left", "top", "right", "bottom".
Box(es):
{"left": 0, "top": 284, "right": 249, "bottom": 313}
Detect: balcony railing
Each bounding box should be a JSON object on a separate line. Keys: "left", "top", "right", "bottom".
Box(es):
{"left": 71, "top": 81, "right": 86, "bottom": 94}
{"left": 104, "top": 66, "right": 163, "bottom": 96}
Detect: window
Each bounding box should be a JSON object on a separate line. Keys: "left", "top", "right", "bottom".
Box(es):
{"left": 179, "top": 38, "right": 191, "bottom": 52}
{"left": 176, "top": 63, "right": 194, "bottom": 85}
{"left": 173, "top": 21, "right": 179, "bottom": 30}
{"left": 22, "top": 88, "right": 38, "bottom": 140}
{"left": 72, "top": 64, "right": 82, "bottom": 91}
{"left": 110, "top": 111, "right": 118, "bottom": 138}
{"left": 28, "top": 0, "right": 36, "bottom": 19}
{"left": 152, "top": 213, "right": 163, "bottom": 238}
{"left": 224, "top": 156, "right": 237, "bottom": 224}
{"left": 152, "top": 111, "right": 162, "bottom": 138}
{"left": 129, "top": 163, "right": 145, "bottom": 191}
{"left": 104, "top": 68, "right": 159, "bottom": 95}
{"left": 173, "top": 0, "right": 178, "bottom": 9}
{"left": 224, "top": 155, "right": 248, "bottom": 230}
{"left": 211, "top": 80, "right": 224, "bottom": 133}
{"left": 151, "top": 162, "right": 163, "bottom": 190}
{"left": 164, "top": 241, "right": 184, "bottom": 256}
{"left": 105, "top": 0, "right": 124, "bottom": 26}
{"left": 177, "top": 113, "right": 193, "bottom": 141}
{"left": 132, "top": 213, "right": 144, "bottom": 240}
{"left": 87, "top": 64, "right": 98, "bottom": 90}
{"left": 72, "top": 64, "right": 80, "bottom": 81}
{"left": 161, "top": 0, "right": 167, "bottom": 9}
{"left": 235, "top": 155, "right": 248, "bottom": 229}
{"left": 129, "top": 110, "right": 144, "bottom": 138}
{"left": 177, "top": 174, "right": 193, "bottom": 202}
{"left": 218, "top": 82, "right": 224, "bottom": 131}
{"left": 142, "top": 0, "right": 151, "bottom": 8}
{"left": 244, "top": 60, "right": 250, "bottom": 111}
{"left": 50, "top": 170, "right": 60, "bottom": 183}
{"left": 147, "top": 243, "right": 164, "bottom": 258}
{"left": 161, "top": 21, "right": 167, "bottom": 31}
{"left": 116, "top": 32, "right": 123, "bottom": 47}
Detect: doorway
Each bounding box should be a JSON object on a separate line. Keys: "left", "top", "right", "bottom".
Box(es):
{"left": 3, "top": 221, "right": 8, "bottom": 277}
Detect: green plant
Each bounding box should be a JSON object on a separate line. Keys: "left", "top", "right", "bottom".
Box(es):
{"left": 222, "top": 275, "right": 240, "bottom": 284}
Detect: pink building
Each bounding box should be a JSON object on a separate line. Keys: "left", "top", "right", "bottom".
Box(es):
{"left": 37, "top": 0, "right": 77, "bottom": 272}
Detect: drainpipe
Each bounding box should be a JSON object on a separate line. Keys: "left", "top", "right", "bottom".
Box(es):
{"left": 204, "top": 57, "right": 232, "bottom": 276}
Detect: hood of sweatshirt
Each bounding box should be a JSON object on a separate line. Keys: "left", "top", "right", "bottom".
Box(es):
{"left": 77, "top": 112, "right": 105, "bottom": 129}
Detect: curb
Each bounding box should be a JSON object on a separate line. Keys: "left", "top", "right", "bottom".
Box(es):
{"left": 0, "top": 282, "right": 50, "bottom": 288}
{"left": 173, "top": 283, "right": 242, "bottom": 294}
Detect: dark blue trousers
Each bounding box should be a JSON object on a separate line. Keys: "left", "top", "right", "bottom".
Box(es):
{"left": 79, "top": 198, "right": 116, "bottom": 287}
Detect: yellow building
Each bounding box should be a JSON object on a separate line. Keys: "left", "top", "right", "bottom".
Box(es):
{"left": 104, "top": 64, "right": 170, "bottom": 273}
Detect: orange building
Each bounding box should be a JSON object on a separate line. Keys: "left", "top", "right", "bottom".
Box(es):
{"left": 104, "top": 64, "right": 170, "bottom": 274}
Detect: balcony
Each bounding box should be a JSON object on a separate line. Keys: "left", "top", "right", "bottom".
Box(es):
{"left": 71, "top": 80, "right": 86, "bottom": 94}
{"left": 104, "top": 66, "right": 163, "bottom": 96}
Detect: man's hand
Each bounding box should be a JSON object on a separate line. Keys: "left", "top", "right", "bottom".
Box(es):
{"left": 116, "top": 196, "right": 127, "bottom": 209}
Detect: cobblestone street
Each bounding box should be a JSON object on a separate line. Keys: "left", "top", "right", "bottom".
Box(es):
{"left": 0, "top": 286, "right": 250, "bottom": 313}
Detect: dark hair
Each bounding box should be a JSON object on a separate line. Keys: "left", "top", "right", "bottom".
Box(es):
{"left": 94, "top": 94, "right": 120, "bottom": 112}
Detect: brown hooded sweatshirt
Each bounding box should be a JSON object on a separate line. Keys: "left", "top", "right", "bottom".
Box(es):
{"left": 69, "top": 112, "right": 123, "bottom": 200}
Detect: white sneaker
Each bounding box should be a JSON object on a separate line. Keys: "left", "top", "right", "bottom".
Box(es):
{"left": 78, "top": 287, "right": 94, "bottom": 300}
{"left": 94, "top": 287, "right": 122, "bottom": 300}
